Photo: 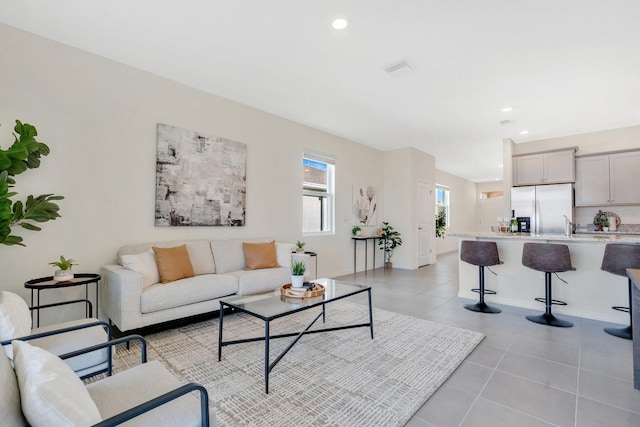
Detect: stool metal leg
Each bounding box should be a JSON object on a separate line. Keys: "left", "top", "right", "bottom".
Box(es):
{"left": 464, "top": 266, "right": 501, "bottom": 314}
{"left": 526, "top": 272, "right": 573, "bottom": 327}
{"left": 604, "top": 278, "right": 632, "bottom": 340}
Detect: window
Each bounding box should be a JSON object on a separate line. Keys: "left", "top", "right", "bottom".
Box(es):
{"left": 436, "top": 186, "right": 450, "bottom": 228}
{"left": 303, "top": 153, "right": 335, "bottom": 234}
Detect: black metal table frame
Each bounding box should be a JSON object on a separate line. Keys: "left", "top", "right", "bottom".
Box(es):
{"left": 352, "top": 236, "right": 380, "bottom": 275}
{"left": 218, "top": 287, "right": 373, "bottom": 394}
{"left": 25, "top": 273, "right": 101, "bottom": 328}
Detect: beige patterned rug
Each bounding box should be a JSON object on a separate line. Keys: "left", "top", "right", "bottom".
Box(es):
{"left": 110, "top": 301, "right": 483, "bottom": 426}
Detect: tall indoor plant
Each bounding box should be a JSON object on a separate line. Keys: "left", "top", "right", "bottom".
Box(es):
{"left": 377, "top": 221, "right": 403, "bottom": 268}
{"left": 0, "top": 120, "right": 64, "bottom": 246}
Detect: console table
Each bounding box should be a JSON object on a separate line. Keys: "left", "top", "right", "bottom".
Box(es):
{"left": 352, "top": 236, "right": 380, "bottom": 274}
{"left": 24, "top": 273, "right": 100, "bottom": 327}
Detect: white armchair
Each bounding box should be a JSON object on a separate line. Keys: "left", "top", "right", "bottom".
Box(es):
{"left": 1, "top": 335, "right": 212, "bottom": 426}
{"left": 0, "top": 290, "right": 110, "bottom": 378}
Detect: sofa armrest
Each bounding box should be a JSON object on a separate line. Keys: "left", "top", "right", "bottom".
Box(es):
{"left": 276, "top": 243, "right": 295, "bottom": 267}
{"left": 101, "top": 265, "right": 144, "bottom": 332}
{"left": 91, "top": 382, "right": 210, "bottom": 427}
{"left": 1, "top": 320, "right": 111, "bottom": 347}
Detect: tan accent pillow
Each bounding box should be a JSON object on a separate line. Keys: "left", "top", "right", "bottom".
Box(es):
{"left": 243, "top": 241, "right": 279, "bottom": 270}
{"left": 152, "top": 245, "right": 195, "bottom": 283}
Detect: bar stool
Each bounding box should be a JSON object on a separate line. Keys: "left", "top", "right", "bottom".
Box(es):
{"left": 522, "top": 242, "right": 575, "bottom": 327}
{"left": 600, "top": 243, "right": 640, "bottom": 340}
{"left": 460, "top": 240, "right": 503, "bottom": 313}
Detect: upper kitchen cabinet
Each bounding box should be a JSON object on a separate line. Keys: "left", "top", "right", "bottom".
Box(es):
{"left": 512, "top": 149, "right": 575, "bottom": 186}
{"left": 575, "top": 151, "right": 640, "bottom": 206}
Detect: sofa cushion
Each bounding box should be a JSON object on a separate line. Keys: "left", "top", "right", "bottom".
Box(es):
{"left": 120, "top": 249, "right": 159, "bottom": 288}
{"left": 153, "top": 245, "right": 196, "bottom": 284}
{"left": 87, "top": 360, "right": 207, "bottom": 426}
{"left": 30, "top": 318, "right": 109, "bottom": 376}
{"left": 243, "top": 240, "right": 279, "bottom": 270}
{"left": 12, "top": 340, "right": 102, "bottom": 426}
{"left": 119, "top": 240, "right": 215, "bottom": 275}
{"left": 141, "top": 274, "right": 238, "bottom": 314}
{"left": 230, "top": 267, "right": 290, "bottom": 295}
{"left": 0, "top": 291, "right": 32, "bottom": 359}
{"left": 211, "top": 238, "right": 273, "bottom": 274}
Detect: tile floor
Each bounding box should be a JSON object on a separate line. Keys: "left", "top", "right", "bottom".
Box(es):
{"left": 335, "top": 251, "right": 640, "bottom": 427}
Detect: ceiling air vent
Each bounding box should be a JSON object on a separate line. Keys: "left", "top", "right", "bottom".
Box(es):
{"left": 499, "top": 119, "right": 512, "bottom": 126}
{"left": 384, "top": 60, "right": 412, "bottom": 74}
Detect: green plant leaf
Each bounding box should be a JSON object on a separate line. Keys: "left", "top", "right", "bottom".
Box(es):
{"left": 19, "top": 222, "right": 41, "bottom": 231}
{"left": 2, "top": 234, "right": 25, "bottom": 246}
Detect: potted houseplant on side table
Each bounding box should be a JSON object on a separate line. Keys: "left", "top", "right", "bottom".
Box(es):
{"left": 295, "top": 240, "right": 306, "bottom": 254}
{"left": 49, "top": 256, "right": 77, "bottom": 282}
{"left": 377, "top": 221, "right": 403, "bottom": 269}
{"left": 291, "top": 260, "right": 306, "bottom": 288}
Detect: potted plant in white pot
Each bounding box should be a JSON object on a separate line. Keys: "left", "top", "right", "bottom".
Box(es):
{"left": 295, "top": 240, "right": 306, "bottom": 254}
{"left": 49, "top": 256, "right": 77, "bottom": 282}
{"left": 377, "top": 221, "right": 403, "bottom": 269}
{"left": 291, "top": 260, "right": 306, "bottom": 288}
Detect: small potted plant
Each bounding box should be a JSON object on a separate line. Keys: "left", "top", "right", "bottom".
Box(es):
{"left": 291, "top": 260, "right": 306, "bottom": 288}
{"left": 352, "top": 226, "right": 362, "bottom": 236}
{"left": 377, "top": 221, "right": 403, "bottom": 268}
{"left": 295, "top": 240, "right": 306, "bottom": 253}
{"left": 49, "top": 256, "right": 77, "bottom": 282}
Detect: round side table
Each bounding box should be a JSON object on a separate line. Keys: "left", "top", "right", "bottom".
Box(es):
{"left": 24, "top": 273, "right": 101, "bottom": 327}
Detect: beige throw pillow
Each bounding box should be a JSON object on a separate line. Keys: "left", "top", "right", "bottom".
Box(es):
{"left": 243, "top": 241, "right": 279, "bottom": 270}
{"left": 152, "top": 245, "right": 195, "bottom": 283}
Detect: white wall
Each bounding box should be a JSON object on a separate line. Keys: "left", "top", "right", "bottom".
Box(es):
{"left": 435, "top": 170, "right": 477, "bottom": 254}
{"left": 514, "top": 126, "right": 640, "bottom": 227}
{"left": 382, "top": 148, "right": 436, "bottom": 269}
{"left": 0, "top": 24, "right": 386, "bottom": 322}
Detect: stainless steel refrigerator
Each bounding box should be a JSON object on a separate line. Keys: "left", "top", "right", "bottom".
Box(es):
{"left": 511, "top": 183, "right": 573, "bottom": 234}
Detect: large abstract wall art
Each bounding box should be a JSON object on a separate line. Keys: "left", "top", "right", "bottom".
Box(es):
{"left": 155, "top": 123, "right": 247, "bottom": 226}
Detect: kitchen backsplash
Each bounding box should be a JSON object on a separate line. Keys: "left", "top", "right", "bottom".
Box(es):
{"left": 575, "top": 206, "right": 640, "bottom": 231}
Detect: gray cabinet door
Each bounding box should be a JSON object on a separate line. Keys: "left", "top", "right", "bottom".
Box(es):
{"left": 610, "top": 152, "right": 640, "bottom": 204}
{"left": 575, "top": 155, "right": 609, "bottom": 206}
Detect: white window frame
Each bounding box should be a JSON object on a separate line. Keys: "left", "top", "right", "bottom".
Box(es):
{"left": 303, "top": 152, "right": 335, "bottom": 236}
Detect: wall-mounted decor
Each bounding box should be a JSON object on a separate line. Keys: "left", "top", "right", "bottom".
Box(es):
{"left": 353, "top": 185, "right": 377, "bottom": 226}
{"left": 155, "top": 123, "right": 246, "bottom": 226}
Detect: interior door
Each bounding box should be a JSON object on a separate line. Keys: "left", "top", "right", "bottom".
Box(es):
{"left": 417, "top": 182, "right": 435, "bottom": 266}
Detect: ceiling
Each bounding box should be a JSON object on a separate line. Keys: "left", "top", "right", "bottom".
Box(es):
{"left": 2, "top": 1, "right": 640, "bottom": 182}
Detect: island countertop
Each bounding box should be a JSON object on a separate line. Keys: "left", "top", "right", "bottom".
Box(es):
{"left": 451, "top": 232, "right": 639, "bottom": 324}
{"left": 450, "top": 231, "right": 640, "bottom": 244}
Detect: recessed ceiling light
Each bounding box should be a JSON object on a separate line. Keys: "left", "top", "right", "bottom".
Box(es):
{"left": 520, "top": 130, "right": 529, "bottom": 135}
{"left": 501, "top": 107, "right": 513, "bottom": 112}
{"left": 332, "top": 18, "right": 348, "bottom": 30}
{"left": 498, "top": 164, "right": 504, "bottom": 168}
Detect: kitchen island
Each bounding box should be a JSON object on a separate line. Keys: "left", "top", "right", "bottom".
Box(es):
{"left": 451, "top": 232, "right": 640, "bottom": 323}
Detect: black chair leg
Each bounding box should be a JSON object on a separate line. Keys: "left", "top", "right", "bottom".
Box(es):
{"left": 526, "top": 272, "right": 573, "bottom": 327}
{"left": 604, "top": 278, "right": 633, "bottom": 340}
{"left": 464, "top": 266, "right": 501, "bottom": 314}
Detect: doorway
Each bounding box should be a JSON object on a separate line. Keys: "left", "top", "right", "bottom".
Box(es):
{"left": 478, "top": 191, "right": 504, "bottom": 231}
{"left": 417, "top": 182, "right": 435, "bottom": 266}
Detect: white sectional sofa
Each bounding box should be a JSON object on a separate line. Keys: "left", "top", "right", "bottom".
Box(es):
{"left": 101, "top": 238, "right": 294, "bottom": 333}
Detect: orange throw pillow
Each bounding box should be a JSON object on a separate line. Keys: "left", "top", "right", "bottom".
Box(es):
{"left": 152, "top": 245, "right": 195, "bottom": 283}
{"left": 243, "top": 241, "right": 279, "bottom": 270}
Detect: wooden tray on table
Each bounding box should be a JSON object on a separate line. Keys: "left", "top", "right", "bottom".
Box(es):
{"left": 280, "top": 283, "right": 325, "bottom": 299}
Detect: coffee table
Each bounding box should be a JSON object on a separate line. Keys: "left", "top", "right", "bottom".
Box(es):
{"left": 217, "top": 278, "right": 373, "bottom": 393}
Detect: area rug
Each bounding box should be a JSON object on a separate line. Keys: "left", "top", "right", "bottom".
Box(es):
{"left": 110, "top": 301, "right": 484, "bottom": 426}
